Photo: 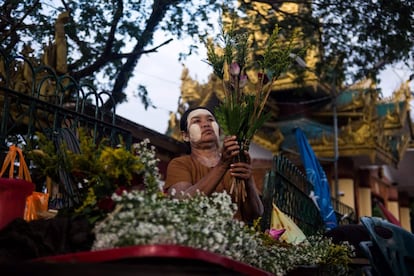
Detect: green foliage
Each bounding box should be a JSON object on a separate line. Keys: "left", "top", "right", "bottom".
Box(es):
{"left": 261, "top": 26, "right": 298, "bottom": 80}
{"left": 26, "top": 133, "right": 69, "bottom": 184}
{"left": 64, "top": 130, "right": 143, "bottom": 188}
{"left": 206, "top": 39, "right": 225, "bottom": 79}
{"left": 27, "top": 128, "right": 161, "bottom": 222}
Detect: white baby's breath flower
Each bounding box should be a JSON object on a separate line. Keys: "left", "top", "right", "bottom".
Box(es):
{"left": 92, "top": 187, "right": 353, "bottom": 275}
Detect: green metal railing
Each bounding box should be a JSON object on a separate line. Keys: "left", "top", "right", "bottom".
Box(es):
{"left": 333, "top": 197, "right": 357, "bottom": 225}
{"left": 261, "top": 155, "right": 356, "bottom": 235}
{"left": 0, "top": 50, "right": 132, "bottom": 150}
{"left": 261, "top": 155, "right": 324, "bottom": 235}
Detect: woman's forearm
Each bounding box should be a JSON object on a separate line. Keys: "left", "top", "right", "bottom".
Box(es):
{"left": 241, "top": 178, "right": 264, "bottom": 221}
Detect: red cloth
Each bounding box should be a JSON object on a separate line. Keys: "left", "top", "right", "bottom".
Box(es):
{"left": 377, "top": 201, "right": 402, "bottom": 226}
{"left": 0, "top": 178, "right": 34, "bottom": 229}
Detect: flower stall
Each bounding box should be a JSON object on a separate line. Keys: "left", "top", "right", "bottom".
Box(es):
{"left": 0, "top": 18, "right": 355, "bottom": 276}
{"left": 0, "top": 128, "right": 355, "bottom": 275}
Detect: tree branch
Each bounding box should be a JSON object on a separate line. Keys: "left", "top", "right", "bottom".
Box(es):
{"left": 0, "top": 0, "right": 41, "bottom": 45}
{"left": 71, "top": 0, "right": 124, "bottom": 79}
{"left": 105, "top": 0, "right": 174, "bottom": 108}
{"left": 113, "top": 38, "right": 174, "bottom": 59}
{"left": 72, "top": 38, "right": 174, "bottom": 78}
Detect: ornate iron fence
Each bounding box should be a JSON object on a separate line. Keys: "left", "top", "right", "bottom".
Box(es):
{"left": 0, "top": 50, "right": 132, "bottom": 150}
{"left": 261, "top": 155, "right": 356, "bottom": 236}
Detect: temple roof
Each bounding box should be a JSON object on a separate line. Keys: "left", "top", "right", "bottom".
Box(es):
{"left": 171, "top": 69, "right": 413, "bottom": 169}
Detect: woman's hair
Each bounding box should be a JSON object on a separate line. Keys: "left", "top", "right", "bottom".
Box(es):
{"left": 179, "top": 106, "right": 215, "bottom": 132}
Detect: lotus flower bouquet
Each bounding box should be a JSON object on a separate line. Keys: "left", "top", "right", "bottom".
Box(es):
{"left": 205, "top": 22, "right": 300, "bottom": 202}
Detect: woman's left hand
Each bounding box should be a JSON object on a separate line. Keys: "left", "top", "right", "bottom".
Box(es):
{"left": 229, "top": 151, "right": 252, "bottom": 180}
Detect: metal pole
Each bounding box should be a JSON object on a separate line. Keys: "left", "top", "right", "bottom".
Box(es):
{"left": 332, "top": 91, "right": 339, "bottom": 205}
{"left": 332, "top": 93, "right": 339, "bottom": 203}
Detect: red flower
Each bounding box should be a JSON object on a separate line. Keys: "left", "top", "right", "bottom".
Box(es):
{"left": 115, "top": 186, "right": 128, "bottom": 195}
{"left": 97, "top": 196, "right": 115, "bottom": 212}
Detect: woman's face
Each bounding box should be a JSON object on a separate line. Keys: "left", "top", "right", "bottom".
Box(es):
{"left": 183, "top": 109, "right": 220, "bottom": 144}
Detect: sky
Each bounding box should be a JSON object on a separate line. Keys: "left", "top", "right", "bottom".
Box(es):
{"left": 118, "top": 33, "right": 414, "bottom": 135}
{"left": 117, "top": 35, "right": 211, "bottom": 134}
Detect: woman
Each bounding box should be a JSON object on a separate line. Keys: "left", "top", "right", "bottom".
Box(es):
{"left": 164, "top": 107, "right": 263, "bottom": 223}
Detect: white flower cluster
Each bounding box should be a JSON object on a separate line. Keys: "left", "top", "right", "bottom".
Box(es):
{"left": 132, "top": 138, "right": 162, "bottom": 192}
{"left": 92, "top": 191, "right": 244, "bottom": 250}
{"left": 92, "top": 189, "right": 353, "bottom": 275}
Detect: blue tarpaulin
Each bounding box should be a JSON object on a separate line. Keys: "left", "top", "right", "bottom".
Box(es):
{"left": 295, "top": 128, "right": 338, "bottom": 230}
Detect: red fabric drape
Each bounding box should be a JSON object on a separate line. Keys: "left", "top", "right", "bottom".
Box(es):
{"left": 376, "top": 201, "right": 402, "bottom": 226}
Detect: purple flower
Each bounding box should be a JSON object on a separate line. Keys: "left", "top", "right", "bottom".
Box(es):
{"left": 230, "top": 62, "right": 240, "bottom": 76}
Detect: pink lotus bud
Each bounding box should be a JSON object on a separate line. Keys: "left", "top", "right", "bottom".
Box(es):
{"left": 268, "top": 228, "right": 286, "bottom": 240}
{"left": 229, "top": 62, "right": 240, "bottom": 76}
{"left": 239, "top": 75, "right": 248, "bottom": 88}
